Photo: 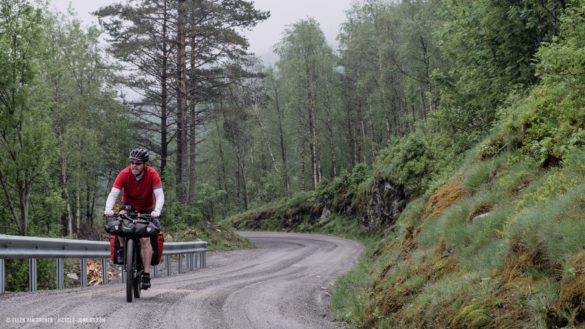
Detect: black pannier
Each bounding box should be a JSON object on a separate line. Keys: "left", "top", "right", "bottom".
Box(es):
{"left": 105, "top": 218, "right": 160, "bottom": 237}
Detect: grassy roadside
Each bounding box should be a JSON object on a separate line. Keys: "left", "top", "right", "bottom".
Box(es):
{"left": 166, "top": 221, "right": 255, "bottom": 251}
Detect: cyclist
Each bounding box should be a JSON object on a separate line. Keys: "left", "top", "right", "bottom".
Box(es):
{"left": 104, "top": 147, "right": 164, "bottom": 289}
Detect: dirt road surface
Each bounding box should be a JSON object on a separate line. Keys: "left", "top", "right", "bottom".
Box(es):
{"left": 0, "top": 232, "right": 363, "bottom": 329}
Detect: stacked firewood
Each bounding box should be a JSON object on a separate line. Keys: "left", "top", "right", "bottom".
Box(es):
{"left": 87, "top": 260, "right": 119, "bottom": 286}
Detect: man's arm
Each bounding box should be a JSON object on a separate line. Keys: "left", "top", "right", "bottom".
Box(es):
{"left": 151, "top": 187, "right": 164, "bottom": 218}
{"left": 104, "top": 187, "right": 121, "bottom": 216}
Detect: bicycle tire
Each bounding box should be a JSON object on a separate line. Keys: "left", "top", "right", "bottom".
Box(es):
{"left": 126, "top": 239, "right": 134, "bottom": 303}
{"left": 133, "top": 242, "right": 141, "bottom": 299}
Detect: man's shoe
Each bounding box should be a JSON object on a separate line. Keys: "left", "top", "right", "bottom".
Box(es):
{"left": 115, "top": 249, "right": 124, "bottom": 264}
{"left": 142, "top": 273, "right": 151, "bottom": 289}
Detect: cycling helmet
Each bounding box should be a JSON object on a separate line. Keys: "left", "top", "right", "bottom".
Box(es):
{"left": 129, "top": 147, "right": 150, "bottom": 162}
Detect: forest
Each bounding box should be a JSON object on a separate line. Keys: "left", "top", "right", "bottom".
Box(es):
{"left": 2, "top": 0, "right": 585, "bottom": 326}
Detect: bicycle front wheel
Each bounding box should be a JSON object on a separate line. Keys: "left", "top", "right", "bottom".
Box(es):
{"left": 133, "top": 242, "right": 141, "bottom": 299}
{"left": 126, "top": 239, "right": 134, "bottom": 303}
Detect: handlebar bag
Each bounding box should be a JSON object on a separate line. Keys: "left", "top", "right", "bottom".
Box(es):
{"left": 105, "top": 220, "right": 123, "bottom": 235}
{"left": 132, "top": 221, "right": 160, "bottom": 236}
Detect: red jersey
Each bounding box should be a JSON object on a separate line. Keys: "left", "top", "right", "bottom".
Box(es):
{"left": 113, "top": 166, "right": 162, "bottom": 212}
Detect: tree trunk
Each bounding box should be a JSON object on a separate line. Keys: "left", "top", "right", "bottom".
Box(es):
{"left": 368, "top": 103, "right": 376, "bottom": 163}
{"left": 346, "top": 100, "right": 357, "bottom": 169}
{"left": 19, "top": 186, "right": 30, "bottom": 236}
{"left": 419, "top": 35, "right": 433, "bottom": 116}
{"left": 76, "top": 177, "right": 81, "bottom": 235}
{"left": 188, "top": 35, "right": 197, "bottom": 205}
{"left": 160, "top": 0, "right": 169, "bottom": 178}
{"left": 359, "top": 102, "right": 367, "bottom": 163}
{"left": 300, "top": 138, "right": 307, "bottom": 191}
{"left": 87, "top": 186, "right": 94, "bottom": 227}
{"left": 307, "top": 68, "right": 319, "bottom": 189}
{"left": 189, "top": 104, "right": 197, "bottom": 205}
{"left": 60, "top": 154, "right": 74, "bottom": 237}
{"left": 325, "top": 103, "right": 337, "bottom": 178}
{"left": 238, "top": 150, "right": 249, "bottom": 210}
{"left": 0, "top": 171, "right": 20, "bottom": 234}
{"left": 273, "top": 84, "right": 290, "bottom": 196}
{"left": 176, "top": 0, "right": 189, "bottom": 204}
{"left": 214, "top": 115, "right": 228, "bottom": 207}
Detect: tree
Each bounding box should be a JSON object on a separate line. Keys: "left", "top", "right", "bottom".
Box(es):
{"left": 96, "top": 0, "right": 269, "bottom": 206}
{"left": 276, "top": 18, "right": 337, "bottom": 189}
{"left": 45, "top": 12, "right": 132, "bottom": 236}
{"left": 263, "top": 68, "right": 290, "bottom": 196}
{"left": 94, "top": 0, "right": 175, "bottom": 178}
{"left": 0, "top": 0, "right": 56, "bottom": 235}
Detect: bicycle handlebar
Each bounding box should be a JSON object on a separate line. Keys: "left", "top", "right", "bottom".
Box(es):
{"left": 105, "top": 212, "right": 155, "bottom": 221}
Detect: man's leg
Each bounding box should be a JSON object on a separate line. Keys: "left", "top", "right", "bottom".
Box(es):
{"left": 140, "top": 237, "right": 153, "bottom": 288}
{"left": 116, "top": 236, "right": 125, "bottom": 264}
{"left": 140, "top": 237, "right": 153, "bottom": 273}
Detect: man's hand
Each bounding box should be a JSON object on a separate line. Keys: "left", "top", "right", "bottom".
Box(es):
{"left": 104, "top": 209, "right": 114, "bottom": 217}
{"left": 151, "top": 210, "right": 160, "bottom": 218}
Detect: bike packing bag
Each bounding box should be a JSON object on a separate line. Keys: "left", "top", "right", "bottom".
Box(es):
{"left": 105, "top": 219, "right": 123, "bottom": 235}
{"left": 150, "top": 232, "right": 164, "bottom": 265}
{"left": 121, "top": 219, "right": 160, "bottom": 236}
{"left": 109, "top": 234, "right": 124, "bottom": 265}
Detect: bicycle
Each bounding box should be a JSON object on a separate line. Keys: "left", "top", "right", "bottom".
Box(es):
{"left": 105, "top": 212, "right": 160, "bottom": 303}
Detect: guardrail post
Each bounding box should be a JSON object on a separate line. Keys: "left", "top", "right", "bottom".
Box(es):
{"left": 56, "top": 258, "right": 64, "bottom": 289}
{"left": 178, "top": 254, "right": 183, "bottom": 274}
{"left": 165, "top": 255, "right": 170, "bottom": 276}
{"left": 29, "top": 258, "right": 37, "bottom": 292}
{"left": 0, "top": 258, "right": 5, "bottom": 294}
{"left": 80, "top": 258, "right": 87, "bottom": 288}
{"left": 153, "top": 265, "right": 158, "bottom": 278}
{"left": 202, "top": 251, "right": 206, "bottom": 268}
{"left": 189, "top": 253, "right": 194, "bottom": 271}
{"left": 101, "top": 258, "right": 108, "bottom": 285}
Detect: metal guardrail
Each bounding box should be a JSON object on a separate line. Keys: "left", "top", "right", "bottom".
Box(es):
{"left": 0, "top": 234, "right": 207, "bottom": 294}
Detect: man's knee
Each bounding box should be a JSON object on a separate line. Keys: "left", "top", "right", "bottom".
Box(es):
{"left": 140, "top": 238, "right": 152, "bottom": 250}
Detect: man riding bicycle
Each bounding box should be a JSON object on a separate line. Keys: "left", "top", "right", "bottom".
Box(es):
{"left": 104, "top": 147, "right": 164, "bottom": 289}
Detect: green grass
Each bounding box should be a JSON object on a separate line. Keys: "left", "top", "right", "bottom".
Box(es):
{"left": 168, "top": 221, "right": 254, "bottom": 251}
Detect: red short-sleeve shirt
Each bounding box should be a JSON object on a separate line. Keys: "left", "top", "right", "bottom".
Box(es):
{"left": 113, "top": 166, "right": 162, "bottom": 212}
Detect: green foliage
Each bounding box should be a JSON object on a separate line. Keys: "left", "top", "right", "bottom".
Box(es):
{"left": 0, "top": 0, "right": 57, "bottom": 235}
{"left": 434, "top": 0, "right": 566, "bottom": 152}
{"left": 373, "top": 132, "right": 450, "bottom": 199}
{"left": 492, "top": 2, "right": 585, "bottom": 167}
{"left": 5, "top": 259, "right": 55, "bottom": 292}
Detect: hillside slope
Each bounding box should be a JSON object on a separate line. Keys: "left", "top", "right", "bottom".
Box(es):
{"left": 229, "top": 4, "right": 585, "bottom": 328}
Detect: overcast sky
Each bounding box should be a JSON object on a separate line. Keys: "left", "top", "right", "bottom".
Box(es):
{"left": 49, "top": 0, "right": 356, "bottom": 64}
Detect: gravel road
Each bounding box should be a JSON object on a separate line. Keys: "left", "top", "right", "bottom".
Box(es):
{"left": 0, "top": 232, "right": 364, "bottom": 329}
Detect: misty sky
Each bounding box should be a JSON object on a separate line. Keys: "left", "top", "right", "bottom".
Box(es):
{"left": 49, "top": 0, "right": 356, "bottom": 64}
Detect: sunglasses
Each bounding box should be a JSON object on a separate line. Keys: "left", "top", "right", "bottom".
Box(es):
{"left": 130, "top": 161, "right": 144, "bottom": 166}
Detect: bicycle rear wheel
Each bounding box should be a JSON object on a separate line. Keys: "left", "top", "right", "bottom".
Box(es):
{"left": 126, "top": 239, "right": 134, "bottom": 303}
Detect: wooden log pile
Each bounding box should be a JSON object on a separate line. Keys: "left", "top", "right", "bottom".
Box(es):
{"left": 87, "top": 259, "right": 119, "bottom": 286}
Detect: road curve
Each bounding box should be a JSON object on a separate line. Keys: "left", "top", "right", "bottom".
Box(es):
{"left": 0, "top": 232, "right": 363, "bottom": 329}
